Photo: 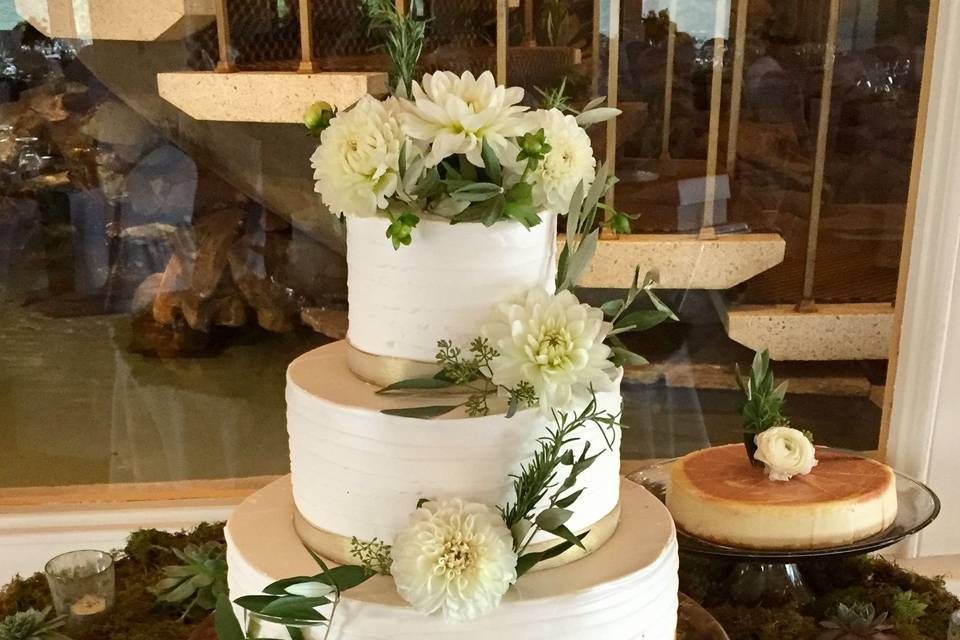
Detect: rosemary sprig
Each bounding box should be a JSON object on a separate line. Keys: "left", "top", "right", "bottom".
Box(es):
{"left": 499, "top": 393, "right": 622, "bottom": 575}
{"left": 362, "top": 0, "right": 427, "bottom": 98}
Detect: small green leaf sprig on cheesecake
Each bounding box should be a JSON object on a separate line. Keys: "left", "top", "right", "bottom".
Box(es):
{"left": 736, "top": 350, "right": 818, "bottom": 481}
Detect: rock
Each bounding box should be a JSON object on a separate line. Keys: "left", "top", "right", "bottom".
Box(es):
{"left": 190, "top": 207, "right": 245, "bottom": 299}
{"left": 301, "top": 307, "right": 348, "bottom": 339}
{"left": 82, "top": 99, "right": 162, "bottom": 164}
{"left": 229, "top": 232, "right": 298, "bottom": 333}
{"left": 153, "top": 253, "right": 189, "bottom": 325}
{"left": 131, "top": 272, "right": 164, "bottom": 313}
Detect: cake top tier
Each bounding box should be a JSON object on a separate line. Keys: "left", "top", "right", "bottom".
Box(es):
{"left": 677, "top": 444, "right": 895, "bottom": 506}
{"left": 346, "top": 213, "right": 557, "bottom": 375}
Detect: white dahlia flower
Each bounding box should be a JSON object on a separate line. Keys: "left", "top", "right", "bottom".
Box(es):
{"left": 528, "top": 108, "right": 596, "bottom": 213}
{"left": 401, "top": 70, "right": 529, "bottom": 168}
{"left": 754, "top": 427, "right": 818, "bottom": 481}
{"left": 483, "top": 289, "right": 615, "bottom": 412}
{"left": 391, "top": 498, "right": 517, "bottom": 622}
{"left": 310, "top": 95, "right": 403, "bottom": 217}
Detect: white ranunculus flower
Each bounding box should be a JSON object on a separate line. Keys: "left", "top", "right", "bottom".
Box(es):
{"left": 310, "top": 95, "right": 403, "bottom": 217}
{"left": 391, "top": 498, "right": 517, "bottom": 622}
{"left": 483, "top": 289, "right": 615, "bottom": 413}
{"left": 401, "top": 70, "right": 530, "bottom": 168}
{"left": 754, "top": 427, "right": 818, "bottom": 481}
{"left": 528, "top": 108, "right": 596, "bottom": 213}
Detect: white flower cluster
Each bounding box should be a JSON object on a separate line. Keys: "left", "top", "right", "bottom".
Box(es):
{"left": 483, "top": 288, "right": 616, "bottom": 413}
{"left": 310, "top": 70, "right": 612, "bottom": 220}
{"left": 392, "top": 498, "right": 518, "bottom": 622}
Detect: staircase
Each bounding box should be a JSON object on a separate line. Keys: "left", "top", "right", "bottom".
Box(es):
{"left": 10, "top": 0, "right": 899, "bottom": 362}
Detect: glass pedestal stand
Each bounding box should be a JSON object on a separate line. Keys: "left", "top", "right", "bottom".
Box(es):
{"left": 629, "top": 456, "right": 941, "bottom": 608}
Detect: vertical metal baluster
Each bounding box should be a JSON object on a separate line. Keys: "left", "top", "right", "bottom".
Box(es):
{"left": 661, "top": 0, "right": 677, "bottom": 162}
{"left": 298, "top": 0, "right": 318, "bottom": 73}
{"left": 215, "top": 0, "right": 235, "bottom": 73}
{"left": 799, "top": 0, "right": 841, "bottom": 311}
{"left": 701, "top": 0, "right": 730, "bottom": 238}
{"left": 524, "top": 0, "right": 535, "bottom": 45}
{"left": 603, "top": 0, "right": 621, "bottom": 220}
{"left": 496, "top": 0, "right": 509, "bottom": 84}
{"left": 726, "top": 0, "right": 749, "bottom": 179}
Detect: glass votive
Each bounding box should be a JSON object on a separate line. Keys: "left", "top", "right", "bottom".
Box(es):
{"left": 948, "top": 609, "right": 960, "bottom": 640}
{"left": 44, "top": 550, "right": 115, "bottom": 621}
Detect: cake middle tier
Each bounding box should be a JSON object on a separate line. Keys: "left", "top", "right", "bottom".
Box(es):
{"left": 287, "top": 341, "right": 623, "bottom": 568}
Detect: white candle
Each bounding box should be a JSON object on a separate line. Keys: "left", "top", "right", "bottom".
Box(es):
{"left": 70, "top": 594, "right": 107, "bottom": 617}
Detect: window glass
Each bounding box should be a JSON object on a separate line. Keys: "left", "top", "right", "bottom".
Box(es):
{"left": 0, "top": 0, "right": 932, "bottom": 489}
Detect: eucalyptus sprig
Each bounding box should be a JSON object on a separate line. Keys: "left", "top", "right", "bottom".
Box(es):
{"left": 600, "top": 267, "right": 678, "bottom": 367}
{"left": 350, "top": 537, "right": 393, "bottom": 577}
{"left": 216, "top": 547, "right": 374, "bottom": 640}
{"left": 500, "top": 392, "right": 622, "bottom": 577}
{"left": 555, "top": 163, "right": 617, "bottom": 293}
{"left": 361, "top": 0, "right": 427, "bottom": 98}
{"left": 377, "top": 337, "right": 536, "bottom": 419}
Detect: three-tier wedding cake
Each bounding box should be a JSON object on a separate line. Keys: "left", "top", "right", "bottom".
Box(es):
{"left": 222, "top": 70, "right": 679, "bottom": 639}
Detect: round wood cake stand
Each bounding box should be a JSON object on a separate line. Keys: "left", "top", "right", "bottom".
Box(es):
{"left": 629, "top": 457, "right": 941, "bottom": 607}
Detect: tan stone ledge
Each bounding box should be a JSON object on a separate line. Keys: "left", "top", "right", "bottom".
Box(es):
{"left": 15, "top": 0, "right": 216, "bottom": 41}
{"left": 570, "top": 232, "right": 786, "bottom": 290}
{"left": 723, "top": 302, "right": 895, "bottom": 361}
{"left": 158, "top": 71, "right": 389, "bottom": 123}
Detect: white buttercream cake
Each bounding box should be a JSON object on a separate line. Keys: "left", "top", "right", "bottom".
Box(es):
{"left": 224, "top": 214, "right": 680, "bottom": 638}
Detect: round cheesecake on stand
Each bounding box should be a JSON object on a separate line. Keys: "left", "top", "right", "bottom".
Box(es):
{"left": 667, "top": 444, "right": 898, "bottom": 550}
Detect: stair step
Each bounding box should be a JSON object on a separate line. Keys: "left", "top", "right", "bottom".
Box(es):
{"left": 157, "top": 71, "right": 388, "bottom": 123}
{"left": 15, "top": 0, "right": 215, "bottom": 41}
{"left": 722, "top": 302, "right": 894, "bottom": 361}
{"left": 572, "top": 233, "right": 785, "bottom": 290}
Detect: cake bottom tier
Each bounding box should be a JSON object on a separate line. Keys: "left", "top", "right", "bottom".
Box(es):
{"left": 226, "top": 476, "right": 679, "bottom": 640}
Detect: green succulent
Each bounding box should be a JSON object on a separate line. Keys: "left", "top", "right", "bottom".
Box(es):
{"left": 149, "top": 541, "right": 228, "bottom": 620}
{"left": 818, "top": 602, "right": 898, "bottom": 640}
{"left": 735, "top": 349, "right": 790, "bottom": 434}
{"left": 891, "top": 589, "right": 928, "bottom": 624}
{"left": 0, "top": 607, "right": 71, "bottom": 640}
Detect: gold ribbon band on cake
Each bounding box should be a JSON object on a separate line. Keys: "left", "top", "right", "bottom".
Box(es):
{"left": 346, "top": 340, "right": 444, "bottom": 388}
{"left": 293, "top": 504, "right": 621, "bottom": 573}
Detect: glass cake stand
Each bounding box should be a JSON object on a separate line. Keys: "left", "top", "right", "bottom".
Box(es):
{"left": 629, "top": 456, "right": 941, "bottom": 607}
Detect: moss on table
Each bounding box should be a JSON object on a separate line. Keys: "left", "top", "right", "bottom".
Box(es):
{"left": 680, "top": 553, "right": 960, "bottom": 640}
{"left": 2, "top": 524, "right": 957, "bottom": 639}
{"left": 0, "top": 523, "right": 225, "bottom": 640}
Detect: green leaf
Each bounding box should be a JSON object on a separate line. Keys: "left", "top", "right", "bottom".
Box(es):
{"left": 565, "top": 180, "right": 585, "bottom": 239}
{"left": 451, "top": 182, "right": 503, "bottom": 202}
{"left": 554, "top": 488, "right": 585, "bottom": 509}
{"left": 506, "top": 393, "right": 519, "bottom": 418}
{"left": 315, "top": 565, "right": 373, "bottom": 592}
{"left": 260, "top": 596, "right": 330, "bottom": 621}
{"left": 235, "top": 594, "right": 281, "bottom": 613}
{"left": 416, "top": 498, "right": 431, "bottom": 509}
{"left": 215, "top": 594, "right": 246, "bottom": 640}
{"left": 481, "top": 138, "right": 502, "bottom": 185}
{"left": 380, "top": 405, "right": 460, "bottom": 419}
{"left": 515, "top": 532, "right": 589, "bottom": 577}
{"left": 561, "top": 228, "right": 598, "bottom": 289}
{"left": 377, "top": 377, "right": 455, "bottom": 394}
{"left": 535, "top": 507, "right": 573, "bottom": 531}
{"left": 550, "top": 524, "right": 587, "bottom": 550}
{"left": 611, "top": 309, "right": 672, "bottom": 334}
{"left": 600, "top": 299, "right": 624, "bottom": 318}
{"left": 559, "top": 449, "right": 575, "bottom": 466}
{"left": 610, "top": 346, "right": 649, "bottom": 367}
{"left": 412, "top": 166, "right": 440, "bottom": 197}
{"left": 510, "top": 518, "right": 532, "bottom": 547}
